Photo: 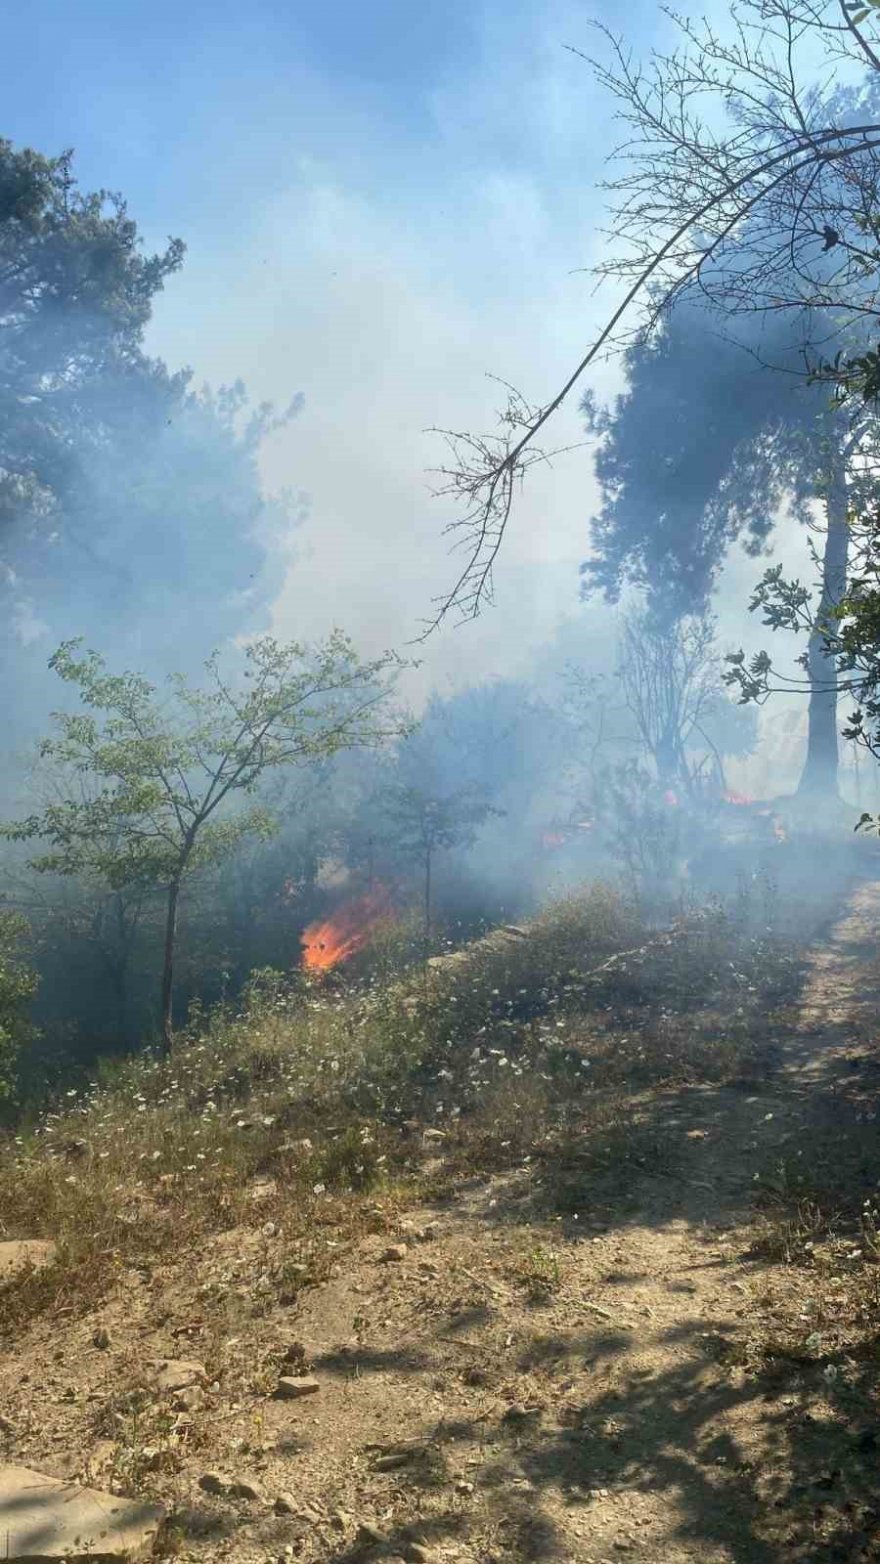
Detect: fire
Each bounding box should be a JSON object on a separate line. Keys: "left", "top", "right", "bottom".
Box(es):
{"left": 722, "top": 789, "right": 756, "bottom": 806}
{"left": 300, "top": 888, "right": 395, "bottom": 973}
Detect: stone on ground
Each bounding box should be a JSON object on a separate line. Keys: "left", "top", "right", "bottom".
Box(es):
{"left": 0, "top": 1463, "right": 164, "bottom": 1559}
{"left": 151, "top": 1358, "right": 206, "bottom": 1393}
{"left": 274, "top": 1373, "right": 320, "bottom": 1399}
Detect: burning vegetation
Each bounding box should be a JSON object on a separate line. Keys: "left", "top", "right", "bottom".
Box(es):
{"left": 6, "top": 7, "right": 880, "bottom": 1556}
{"left": 300, "top": 888, "right": 397, "bottom": 974}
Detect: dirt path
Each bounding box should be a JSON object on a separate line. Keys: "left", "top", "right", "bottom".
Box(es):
{"left": 262, "top": 880, "right": 880, "bottom": 1563}
{"left": 4, "top": 882, "right": 880, "bottom": 1562}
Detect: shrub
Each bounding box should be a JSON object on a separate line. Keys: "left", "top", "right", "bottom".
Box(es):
{"left": 0, "top": 911, "right": 37, "bottom": 1111}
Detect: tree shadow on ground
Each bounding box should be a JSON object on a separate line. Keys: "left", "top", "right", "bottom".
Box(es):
{"left": 315, "top": 903, "right": 880, "bottom": 1562}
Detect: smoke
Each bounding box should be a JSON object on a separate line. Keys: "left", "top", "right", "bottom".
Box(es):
{"left": 1, "top": 0, "right": 873, "bottom": 1089}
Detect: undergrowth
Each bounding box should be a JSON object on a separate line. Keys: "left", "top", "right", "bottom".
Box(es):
{"left": 0, "top": 885, "right": 798, "bottom": 1335}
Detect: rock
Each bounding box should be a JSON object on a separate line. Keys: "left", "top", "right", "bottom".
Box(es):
{"left": 199, "top": 1470, "right": 264, "bottom": 1502}
{"left": 463, "top": 1365, "right": 489, "bottom": 1387}
{"left": 228, "top": 1477, "right": 265, "bottom": 1502}
{"left": 250, "top": 1179, "right": 277, "bottom": 1203}
{"left": 274, "top": 1375, "right": 320, "bottom": 1399}
{"left": 172, "top": 1384, "right": 206, "bottom": 1413}
{"left": 356, "top": 1521, "right": 389, "bottom": 1547}
{"left": 372, "top": 1451, "right": 414, "bottom": 1471}
{"left": 331, "top": 1509, "right": 352, "bottom": 1529}
{"left": 92, "top": 1326, "right": 111, "bottom": 1350}
{"left": 199, "top": 1471, "right": 232, "bottom": 1496}
{"left": 273, "top": 1492, "right": 299, "bottom": 1515}
{"left": 0, "top": 1462, "right": 164, "bottom": 1559}
{"left": 406, "top": 1547, "right": 432, "bottom": 1563}
{"left": 380, "top": 1244, "right": 408, "bottom": 1263}
{"left": 0, "top": 1240, "right": 56, "bottom": 1285}
{"left": 138, "top": 1446, "right": 167, "bottom": 1473}
{"left": 455, "top": 1480, "right": 475, "bottom": 1494}
{"left": 152, "top": 1358, "right": 206, "bottom": 1394}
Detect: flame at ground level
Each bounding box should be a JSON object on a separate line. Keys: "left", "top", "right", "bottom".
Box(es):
{"left": 300, "top": 888, "right": 396, "bottom": 973}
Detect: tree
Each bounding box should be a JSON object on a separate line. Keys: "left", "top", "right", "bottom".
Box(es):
{"left": 0, "top": 378, "right": 305, "bottom": 771}
{"left": 381, "top": 784, "right": 496, "bottom": 952}
{"left": 583, "top": 299, "right": 879, "bottom": 794}
{"left": 431, "top": 2, "right": 880, "bottom": 624}
{"left": 617, "top": 607, "right": 753, "bottom": 795}
{"left": 583, "top": 305, "right": 819, "bottom": 617}
{"left": 18, "top": 382, "right": 303, "bottom": 664}
{"left": 0, "top": 910, "right": 37, "bottom": 1108}
{"left": 724, "top": 494, "right": 880, "bottom": 813}
{"left": 5, "top": 853, "right": 152, "bottom": 1051}
{"left": 4, "top": 635, "right": 402, "bottom": 1053}
{"left": 0, "top": 140, "right": 183, "bottom": 545}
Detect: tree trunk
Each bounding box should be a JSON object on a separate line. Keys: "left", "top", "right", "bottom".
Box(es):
{"left": 110, "top": 961, "right": 127, "bottom": 1042}
{"left": 160, "top": 877, "right": 180, "bottom": 1057}
{"left": 797, "top": 457, "right": 849, "bottom": 798}
{"left": 112, "top": 892, "right": 129, "bottom": 1042}
{"left": 424, "top": 846, "right": 433, "bottom": 957}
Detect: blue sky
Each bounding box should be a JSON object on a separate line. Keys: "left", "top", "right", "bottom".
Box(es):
{"left": 8, "top": 0, "right": 639, "bottom": 241}
{"left": 6, "top": 0, "right": 793, "bottom": 704}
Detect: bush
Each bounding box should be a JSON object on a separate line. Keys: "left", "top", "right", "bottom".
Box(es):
{"left": 0, "top": 911, "right": 37, "bottom": 1111}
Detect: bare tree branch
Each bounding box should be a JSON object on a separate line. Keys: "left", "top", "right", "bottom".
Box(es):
{"left": 431, "top": 1, "right": 880, "bottom": 626}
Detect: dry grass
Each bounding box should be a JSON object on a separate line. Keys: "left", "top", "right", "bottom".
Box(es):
{"left": 747, "top": 1139, "right": 880, "bottom": 1366}
{"left": 0, "top": 886, "right": 797, "bottom": 1339}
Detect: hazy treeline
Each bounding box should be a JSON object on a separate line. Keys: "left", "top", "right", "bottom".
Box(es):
{"left": 0, "top": 130, "right": 864, "bottom": 1111}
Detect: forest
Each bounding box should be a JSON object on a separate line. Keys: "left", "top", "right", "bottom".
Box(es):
{"left": 3, "top": 4, "right": 880, "bottom": 1563}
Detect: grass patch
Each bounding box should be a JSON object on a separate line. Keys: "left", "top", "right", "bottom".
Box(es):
{"left": 0, "top": 886, "right": 798, "bottom": 1334}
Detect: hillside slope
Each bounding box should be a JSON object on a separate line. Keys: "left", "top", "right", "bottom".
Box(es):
{"left": 1, "top": 885, "right": 879, "bottom": 1562}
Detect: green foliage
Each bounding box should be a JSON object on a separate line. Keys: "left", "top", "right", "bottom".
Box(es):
{"left": 0, "top": 139, "right": 183, "bottom": 536}
{"left": 822, "top": 344, "right": 880, "bottom": 405}
{"left": 384, "top": 783, "right": 497, "bottom": 882}
{"left": 844, "top": 0, "right": 880, "bottom": 28}
{"left": 725, "top": 503, "right": 880, "bottom": 820}
{"left": 4, "top": 634, "right": 403, "bottom": 1043}
{"left": 583, "top": 302, "right": 838, "bottom": 621}
{"left": 10, "top": 634, "right": 398, "bottom": 885}
{"left": 0, "top": 911, "right": 37, "bottom": 1105}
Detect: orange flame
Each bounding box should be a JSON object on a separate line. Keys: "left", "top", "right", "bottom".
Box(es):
{"left": 300, "top": 888, "right": 395, "bottom": 973}
{"left": 722, "top": 789, "right": 756, "bottom": 806}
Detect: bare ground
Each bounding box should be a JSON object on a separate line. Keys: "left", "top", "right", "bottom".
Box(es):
{"left": 3, "top": 883, "right": 880, "bottom": 1563}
